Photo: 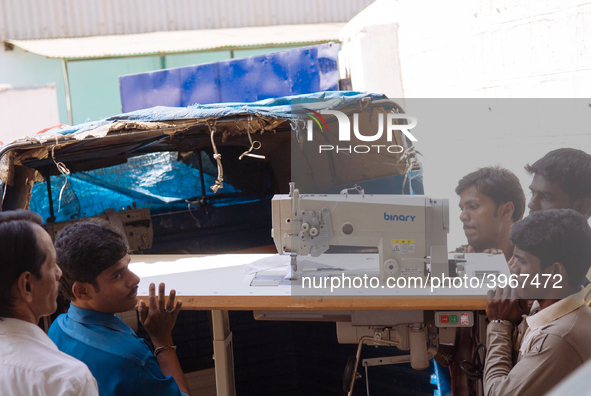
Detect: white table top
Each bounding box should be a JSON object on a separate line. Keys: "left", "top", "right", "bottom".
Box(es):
{"left": 129, "top": 253, "right": 508, "bottom": 311}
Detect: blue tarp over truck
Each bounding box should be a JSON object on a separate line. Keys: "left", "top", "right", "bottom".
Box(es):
{"left": 1, "top": 91, "right": 423, "bottom": 238}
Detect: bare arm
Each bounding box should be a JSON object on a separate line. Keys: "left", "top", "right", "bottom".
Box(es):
{"left": 139, "top": 282, "right": 190, "bottom": 396}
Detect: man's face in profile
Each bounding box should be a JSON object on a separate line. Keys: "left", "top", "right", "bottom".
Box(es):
{"left": 30, "top": 225, "right": 62, "bottom": 318}
{"left": 528, "top": 174, "right": 571, "bottom": 214}
{"left": 512, "top": 246, "right": 560, "bottom": 299}
{"left": 82, "top": 254, "right": 140, "bottom": 314}
{"left": 459, "top": 186, "right": 504, "bottom": 251}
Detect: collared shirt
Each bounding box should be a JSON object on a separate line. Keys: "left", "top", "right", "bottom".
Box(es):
{"left": 584, "top": 266, "right": 591, "bottom": 307}
{"left": 48, "top": 305, "right": 184, "bottom": 396}
{"left": 0, "top": 317, "right": 98, "bottom": 396}
{"left": 484, "top": 288, "right": 591, "bottom": 396}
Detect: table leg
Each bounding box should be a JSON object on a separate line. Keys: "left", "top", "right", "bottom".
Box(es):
{"left": 212, "top": 310, "right": 236, "bottom": 396}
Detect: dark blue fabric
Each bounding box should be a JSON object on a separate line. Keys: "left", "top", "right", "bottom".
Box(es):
{"left": 28, "top": 151, "right": 250, "bottom": 223}
{"left": 48, "top": 305, "right": 185, "bottom": 396}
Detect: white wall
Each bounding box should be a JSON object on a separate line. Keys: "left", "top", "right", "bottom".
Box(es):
{"left": 339, "top": 0, "right": 591, "bottom": 249}
{"left": 0, "top": 84, "right": 60, "bottom": 145}
{"left": 340, "top": 0, "right": 591, "bottom": 98}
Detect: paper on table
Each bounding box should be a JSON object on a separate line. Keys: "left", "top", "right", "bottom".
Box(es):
{"left": 244, "top": 254, "right": 350, "bottom": 275}
{"left": 244, "top": 254, "right": 289, "bottom": 274}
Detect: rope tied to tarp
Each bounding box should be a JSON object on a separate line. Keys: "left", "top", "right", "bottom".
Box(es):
{"left": 51, "top": 136, "right": 71, "bottom": 212}
{"left": 207, "top": 120, "right": 224, "bottom": 193}
{"left": 397, "top": 145, "right": 423, "bottom": 195}
{"left": 239, "top": 115, "right": 265, "bottom": 160}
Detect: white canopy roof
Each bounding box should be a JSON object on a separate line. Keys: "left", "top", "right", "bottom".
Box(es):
{"left": 7, "top": 23, "right": 344, "bottom": 60}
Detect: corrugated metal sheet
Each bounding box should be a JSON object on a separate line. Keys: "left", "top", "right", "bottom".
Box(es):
{"left": 7, "top": 23, "right": 344, "bottom": 59}
{"left": 0, "top": 0, "right": 374, "bottom": 42}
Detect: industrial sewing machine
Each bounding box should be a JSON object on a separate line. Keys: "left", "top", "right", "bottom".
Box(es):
{"left": 272, "top": 182, "right": 450, "bottom": 282}
{"left": 265, "top": 183, "right": 509, "bottom": 394}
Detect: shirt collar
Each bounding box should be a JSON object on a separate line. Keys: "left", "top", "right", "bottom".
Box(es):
{"left": 67, "top": 304, "right": 134, "bottom": 334}
{"left": 0, "top": 317, "right": 58, "bottom": 349}
{"left": 526, "top": 287, "right": 586, "bottom": 331}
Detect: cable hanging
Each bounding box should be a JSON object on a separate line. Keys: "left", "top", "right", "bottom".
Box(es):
{"left": 50, "top": 137, "right": 71, "bottom": 212}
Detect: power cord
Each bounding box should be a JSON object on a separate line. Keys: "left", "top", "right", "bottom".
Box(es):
{"left": 460, "top": 325, "right": 487, "bottom": 396}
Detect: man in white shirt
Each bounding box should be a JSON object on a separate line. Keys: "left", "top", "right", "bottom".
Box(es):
{"left": 0, "top": 210, "right": 98, "bottom": 396}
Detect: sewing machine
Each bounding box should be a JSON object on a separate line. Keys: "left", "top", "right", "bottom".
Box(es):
{"left": 271, "top": 182, "right": 450, "bottom": 281}
{"left": 267, "top": 183, "right": 510, "bottom": 393}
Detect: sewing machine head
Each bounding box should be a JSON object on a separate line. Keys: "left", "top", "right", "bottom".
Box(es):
{"left": 271, "top": 183, "right": 450, "bottom": 281}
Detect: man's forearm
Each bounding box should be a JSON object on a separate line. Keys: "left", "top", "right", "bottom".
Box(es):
{"left": 156, "top": 349, "right": 191, "bottom": 395}
{"left": 153, "top": 337, "right": 191, "bottom": 396}
{"left": 483, "top": 321, "right": 514, "bottom": 395}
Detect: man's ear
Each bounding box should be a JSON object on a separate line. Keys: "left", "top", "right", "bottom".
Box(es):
{"left": 573, "top": 197, "right": 591, "bottom": 218}
{"left": 499, "top": 201, "right": 515, "bottom": 221}
{"left": 16, "top": 272, "right": 34, "bottom": 303}
{"left": 72, "top": 281, "right": 93, "bottom": 301}
{"left": 545, "top": 262, "right": 568, "bottom": 288}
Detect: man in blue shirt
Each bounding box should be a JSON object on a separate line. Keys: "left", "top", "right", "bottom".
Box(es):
{"left": 48, "top": 220, "right": 190, "bottom": 396}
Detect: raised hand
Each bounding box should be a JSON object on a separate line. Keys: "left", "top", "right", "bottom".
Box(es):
{"left": 138, "top": 282, "right": 182, "bottom": 346}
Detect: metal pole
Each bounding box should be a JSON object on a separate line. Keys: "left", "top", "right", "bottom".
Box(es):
{"left": 61, "top": 58, "right": 73, "bottom": 125}
{"left": 44, "top": 169, "right": 56, "bottom": 223}
{"left": 211, "top": 310, "right": 236, "bottom": 396}
{"left": 196, "top": 150, "right": 207, "bottom": 204}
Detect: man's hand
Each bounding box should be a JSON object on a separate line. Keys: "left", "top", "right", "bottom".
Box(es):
{"left": 453, "top": 244, "right": 475, "bottom": 253}
{"left": 486, "top": 285, "right": 527, "bottom": 323}
{"left": 138, "top": 282, "right": 182, "bottom": 346}
{"left": 482, "top": 248, "right": 503, "bottom": 255}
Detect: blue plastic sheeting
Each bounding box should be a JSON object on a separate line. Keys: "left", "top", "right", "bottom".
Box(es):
{"left": 28, "top": 152, "right": 256, "bottom": 224}
{"left": 119, "top": 43, "right": 339, "bottom": 113}
{"left": 432, "top": 360, "right": 452, "bottom": 396}
{"left": 310, "top": 171, "right": 424, "bottom": 195}
{"left": 46, "top": 91, "right": 383, "bottom": 138}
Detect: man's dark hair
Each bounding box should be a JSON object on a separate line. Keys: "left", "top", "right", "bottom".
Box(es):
{"left": 0, "top": 210, "right": 46, "bottom": 317}
{"left": 510, "top": 209, "right": 591, "bottom": 287}
{"left": 455, "top": 166, "right": 526, "bottom": 222}
{"left": 55, "top": 220, "right": 129, "bottom": 301}
{"left": 525, "top": 148, "right": 591, "bottom": 201}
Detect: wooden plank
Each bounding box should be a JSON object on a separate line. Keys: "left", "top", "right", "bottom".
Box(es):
{"left": 137, "top": 295, "right": 487, "bottom": 311}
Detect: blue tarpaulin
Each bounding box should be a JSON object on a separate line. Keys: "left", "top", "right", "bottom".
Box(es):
{"left": 28, "top": 152, "right": 255, "bottom": 223}
{"left": 47, "top": 91, "right": 383, "bottom": 138}
{"left": 23, "top": 91, "right": 421, "bottom": 223}
{"left": 119, "top": 43, "right": 340, "bottom": 112}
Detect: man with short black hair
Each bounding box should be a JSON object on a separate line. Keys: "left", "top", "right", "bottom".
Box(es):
{"left": 524, "top": 148, "right": 591, "bottom": 305}
{"left": 484, "top": 209, "right": 591, "bottom": 396}
{"left": 0, "top": 210, "right": 98, "bottom": 396}
{"left": 456, "top": 166, "right": 526, "bottom": 262}
{"left": 48, "top": 220, "right": 190, "bottom": 396}
{"left": 525, "top": 148, "right": 591, "bottom": 217}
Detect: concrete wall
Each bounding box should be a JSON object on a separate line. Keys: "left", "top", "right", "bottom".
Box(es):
{"left": 340, "top": 0, "right": 591, "bottom": 98}
{"left": 0, "top": 48, "right": 67, "bottom": 124}
{"left": 339, "top": 0, "right": 591, "bottom": 248}
{"left": 0, "top": 84, "right": 60, "bottom": 144}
